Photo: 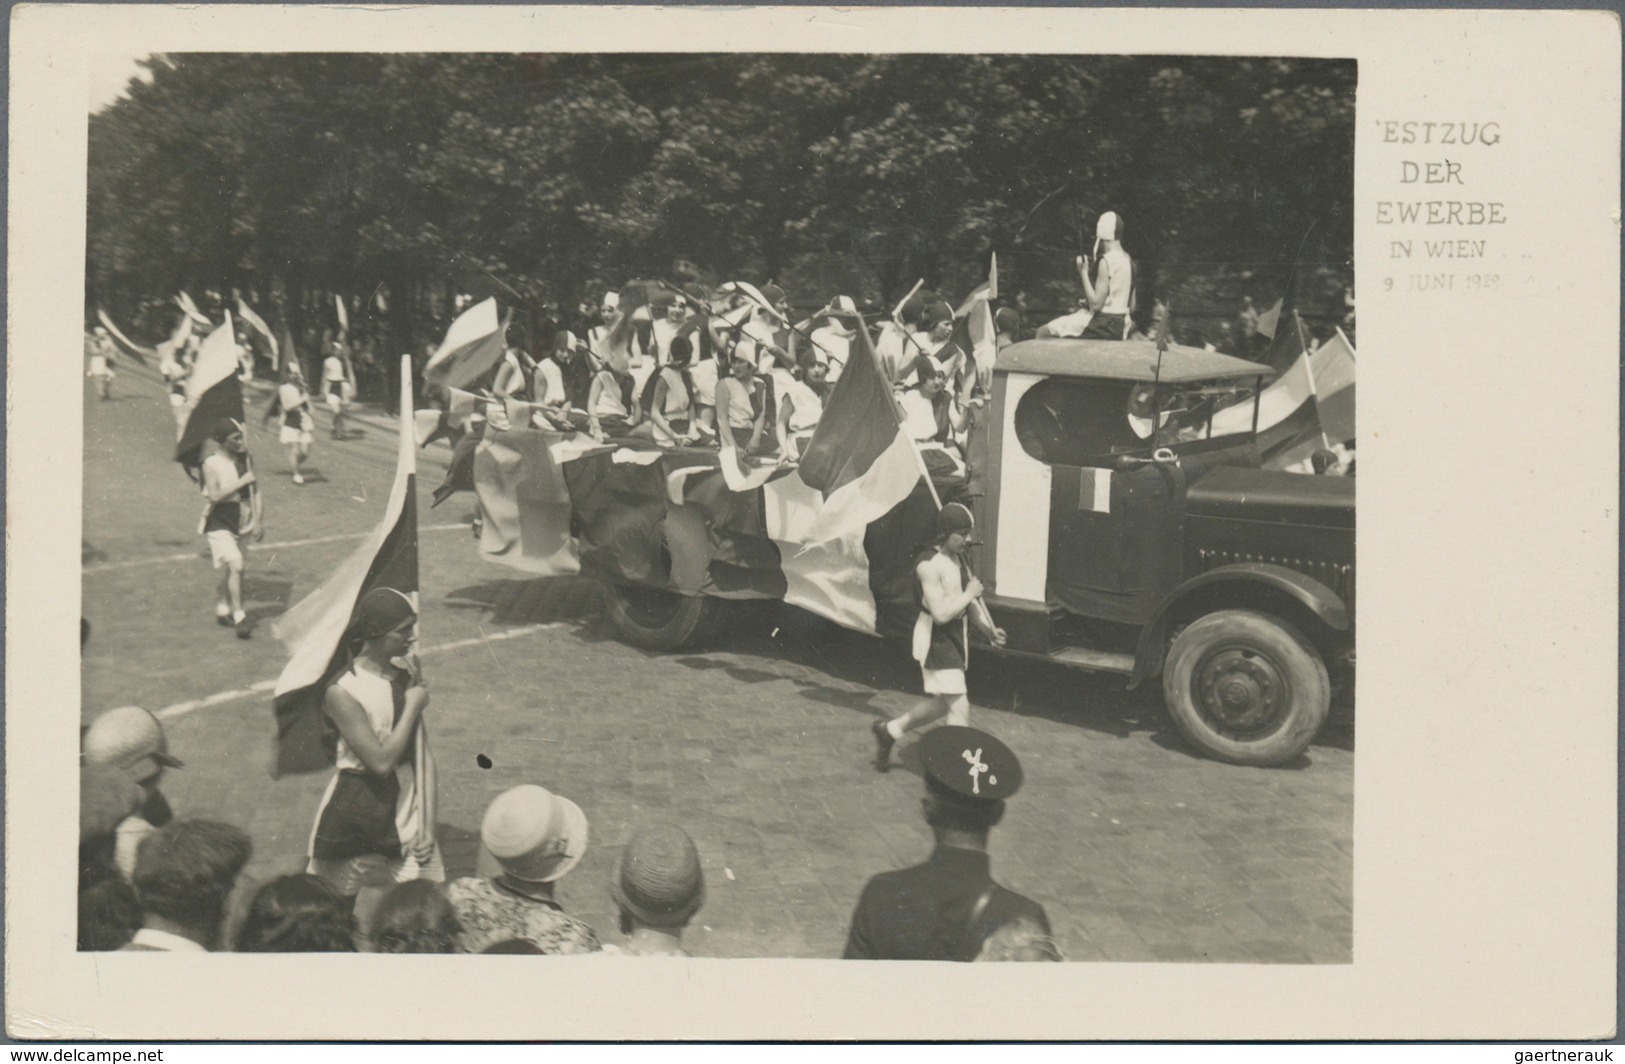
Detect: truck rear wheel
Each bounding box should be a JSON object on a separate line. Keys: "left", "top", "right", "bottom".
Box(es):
{"left": 1162, "top": 609, "right": 1330, "bottom": 767}
{"left": 601, "top": 583, "right": 713, "bottom": 651}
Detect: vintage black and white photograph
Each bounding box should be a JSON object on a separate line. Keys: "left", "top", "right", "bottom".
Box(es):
{"left": 13, "top": 2, "right": 1617, "bottom": 1044}
{"left": 76, "top": 48, "right": 1356, "bottom": 964}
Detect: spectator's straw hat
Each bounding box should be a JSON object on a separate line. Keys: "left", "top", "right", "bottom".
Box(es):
{"left": 611, "top": 823, "right": 706, "bottom": 928}
{"left": 480, "top": 785, "right": 589, "bottom": 883}
{"left": 82, "top": 706, "right": 183, "bottom": 784}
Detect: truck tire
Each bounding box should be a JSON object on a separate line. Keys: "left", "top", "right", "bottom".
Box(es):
{"left": 1162, "top": 609, "right": 1330, "bottom": 767}
{"left": 601, "top": 583, "right": 713, "bottom": 651}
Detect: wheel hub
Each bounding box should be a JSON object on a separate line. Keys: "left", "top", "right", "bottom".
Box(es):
{"left": 1196, "top": 647, "right": 1286, "bottom": 737}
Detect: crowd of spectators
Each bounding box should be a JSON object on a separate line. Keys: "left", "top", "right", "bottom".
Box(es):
{"left": 78, "top": 699, "right": 1057, "bottom": 960}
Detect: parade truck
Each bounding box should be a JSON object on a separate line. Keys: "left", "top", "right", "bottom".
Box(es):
{"left": 475, "top": 337, "right": 1354, "bottom": 767}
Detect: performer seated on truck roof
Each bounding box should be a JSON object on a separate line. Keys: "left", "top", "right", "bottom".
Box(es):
{"left": 899, "top": 367, "right": 968, "bottom": 481}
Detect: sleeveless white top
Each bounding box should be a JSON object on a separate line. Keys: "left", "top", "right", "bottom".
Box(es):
{"left": 1099, "top": 247, "right": 1133, "bottom": 315}
{"left": 328, "top": 667, "right": 430, "bottom": 853}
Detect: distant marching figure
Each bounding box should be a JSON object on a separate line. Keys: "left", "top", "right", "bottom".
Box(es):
{"left": 199, "top": 418, "right": 262, "bottom": 639}
{"left": 86, "top": 326, "right": 117, "bottom": 400}
{"left": 274, "top": 359, "right": 315, "bottom": 485}
{"left": 322, "top": 334, "right": 354, "bottom": 440}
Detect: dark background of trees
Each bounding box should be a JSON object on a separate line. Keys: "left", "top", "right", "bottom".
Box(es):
{"left": 87, "top": 53, "right": 1354, "bottom": 358}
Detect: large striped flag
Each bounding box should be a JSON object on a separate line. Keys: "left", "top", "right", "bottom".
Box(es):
{"left": 1311, "top": 328, "right": 1357, "bottom": 445}
{"left": 174, "top": 313, "right": 244, "bottom": 476}
{"left": 269, "top": 356, "right": 421, "bottom": 778}
{"left": 1210, "top": 326, "right": 1356, "bottom": 469}
{"left": 472, "top": 428, "right": 586, "bottom": 576}
{"left": 796, "top": 312, "right": 922, "bottom": 545}
{"left": 425, "top": 297, "right": 509, "bottom": 390}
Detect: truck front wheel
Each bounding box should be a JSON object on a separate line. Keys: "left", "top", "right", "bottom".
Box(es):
{"left": 1162, "top": 609, "right": 1330, "bottom": 767}
{"left": 601, "top": 583, "right": 713, "bottom": 651}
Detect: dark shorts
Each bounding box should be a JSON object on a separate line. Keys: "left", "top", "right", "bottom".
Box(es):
{"left": 311, "top": 770, "right": 402, "bottom": 862}
{"left": 1080, "top": 313, "right": 1128, "bottom": 340}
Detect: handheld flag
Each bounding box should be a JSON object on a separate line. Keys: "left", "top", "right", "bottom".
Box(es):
{"left": 334, "top": 293, "right": 349, "bottom": 334}
{"left": 1255, "top": 298, "right": 1283, "bottom": 341}
{"left": 174, "top": 313, "right": 244, "bottom": 476}
{"left": 890, "top": 279, "right": 925, "bottom": 324}
{"left": 1253, "top": 299, "right": 1306, "bottom": 376}
{"left": 96, "top": 309, "right": 153, "bottom": 365}
{"left": 236, "top": 300, "right": 278, "bottom": 364}
{"left": 954, "top": 253, "right": 1000, "bottom": 318}
{"left": 270, "top": 355, "right": 421, "bottom": 778}
{"left": 425, "top": 297, "right": 509, "bottom": 390}
{"left": 796, "top": 312, "right": 922, "bottom": 544}
{"left": 176, "top": 291, "right": 212, "bottom": 327}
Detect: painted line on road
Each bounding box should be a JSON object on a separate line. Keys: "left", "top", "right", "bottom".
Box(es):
{"left": 151, "top": 622, "right": 567, "bottom": 722}
{"left": 84, "top": 523, "right": 470, "bottom": 574}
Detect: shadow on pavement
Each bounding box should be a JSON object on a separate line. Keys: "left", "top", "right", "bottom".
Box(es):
{"left": 243, "top": 574, "right": 295, "bottom": 626}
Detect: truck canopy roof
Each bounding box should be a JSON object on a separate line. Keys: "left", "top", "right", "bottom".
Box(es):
{"left": 996, "top": 338, "right": 1274, "bottom": 383}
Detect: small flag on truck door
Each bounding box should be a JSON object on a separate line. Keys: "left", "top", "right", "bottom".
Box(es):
{"left": 1078, "top": 466, "right": 1112, "bottom": 513}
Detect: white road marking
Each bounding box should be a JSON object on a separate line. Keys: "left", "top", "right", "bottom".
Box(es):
{"left": 152, "top": 622, "right": 567, "bottom": 722}
{"left": 84, "top": 523, "right": 469, "bottom": 574}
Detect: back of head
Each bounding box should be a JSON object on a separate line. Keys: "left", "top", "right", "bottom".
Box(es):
{"left": 370, "top": 879, "right": 461, "bottom": 954}
{"left": 79, "top": 872, "right": 142, "bottom": 951}
{"left": 481, "top": 937, "right": 546, "bottom": 955}
{"left": 611, "top": 823, "right": 705, "bottom": 930}
{"left": 236, "top": 874, "right": 357, "bottom": 953}
{"left": 975, "top": 917, "right": 1064, "bottom": 962}
{"left": 131, "top": 819, "right": 252, "bottom": 935}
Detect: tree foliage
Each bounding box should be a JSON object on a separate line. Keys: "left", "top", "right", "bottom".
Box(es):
{"left": 88, "top": 53, "right": 1354, "bottom": 345}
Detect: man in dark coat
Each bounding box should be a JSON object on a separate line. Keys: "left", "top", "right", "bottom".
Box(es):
{"left": 844, "top": 726, "right": 1050, "bottom": 961}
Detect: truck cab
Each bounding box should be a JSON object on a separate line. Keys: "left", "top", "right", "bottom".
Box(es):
{"left": 972, "top": 338, "right": 1355, "bottom": 766}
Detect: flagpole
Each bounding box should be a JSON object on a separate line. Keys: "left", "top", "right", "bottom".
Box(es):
{"left": 1294, "top": 310, "right": 1332, "bottom": 451}
{"left": 892, "top": 375, "right": 997, "bottom": 634}
{"left": 401, "top": 353, "right": 437, "bottom": 860}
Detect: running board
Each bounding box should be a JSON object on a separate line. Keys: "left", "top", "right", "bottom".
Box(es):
{"left": 1051, "top": 646, "right": 1136, "bottom": 674}
{"left": 988, "top": 643, "right": 1137, "bottom": 675}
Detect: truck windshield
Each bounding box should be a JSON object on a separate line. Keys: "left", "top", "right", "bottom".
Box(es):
{"left": 1014, "top": 377, "right": 1262, "bottom": 466}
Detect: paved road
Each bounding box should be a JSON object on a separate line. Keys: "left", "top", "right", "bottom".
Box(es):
{"left": 81, "top": 365, "right": 1354, "bottom": 962}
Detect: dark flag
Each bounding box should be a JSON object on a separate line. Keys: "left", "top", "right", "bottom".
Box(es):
{"left": 796, "top": 312, "right": 922, "bottom": 544}
{"left": 175, "top": 313, "right": 245, "bottom": 478}
{"left": 1256, "top": 304, "right": 1310, "bottom": 376}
